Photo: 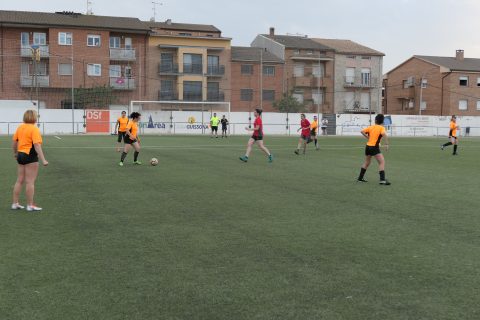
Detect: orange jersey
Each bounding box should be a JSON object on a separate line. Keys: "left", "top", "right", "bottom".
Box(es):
{"left": 13, "top": 123, "right": 42, "bottom": 154}
{"left": 449, "top": 121, "right": 457, "bottom": 137}
{"left": 362, "top": 125, "right": 386, "bottom": 147}
{"left": 126, "top": 121, "right": 138, "bottom": 139}
{"left": 310, "top": 120, "right": 318, "bottom": 132}
{"left": 117, "top": 117, "right": 129, "bottom": 132}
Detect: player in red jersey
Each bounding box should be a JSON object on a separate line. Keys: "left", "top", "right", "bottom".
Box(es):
{"left": 239, "top": 108, "right": 273, "bottom": 163}
{"left": 294, "top": 114, "right": 311, "bottom": 155}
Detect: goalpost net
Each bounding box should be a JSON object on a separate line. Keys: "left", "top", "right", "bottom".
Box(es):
{"left": 128, "top": 100, "right": 231, "bottom": 135}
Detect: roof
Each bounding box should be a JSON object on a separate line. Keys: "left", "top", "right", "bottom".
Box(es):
{"left": 313, "top": 38, "right": 384, "bottom": 56}
{"left": 147, "top": 21, "right": 221, "bottom": 33}
{"left": 0, "top": 10, "right": 150, "bottom": 32}
{"left": 231, "top": 46, "right": 284, "bottom": 63}
{"left": 414, "top": 55, "right": 480, "bottom": 72}
{"left": 262, "top": 34, "right": 333, "bottom": 50}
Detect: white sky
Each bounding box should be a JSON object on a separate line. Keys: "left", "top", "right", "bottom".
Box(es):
{"left": 2, "top": 0, "right": 480, "bottom": 72}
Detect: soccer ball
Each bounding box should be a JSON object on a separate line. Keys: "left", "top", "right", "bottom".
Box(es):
{"left": 150, "top": 158, "right": 159, "bottom": 166}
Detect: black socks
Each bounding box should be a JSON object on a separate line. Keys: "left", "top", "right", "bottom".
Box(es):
{"left": 358, "top": 168, "right": 367, "bottom": 180}
{"left": 379, "top": 170, "right": 386, "bottom": 181}
{"left": 121, "top": 152, "right": 127, "bottom": 162}
{"left": 314, "top": 139, "right": 318, "bottom": 147}
{"left": 134, "top": 152, "right": 139, "bottom": 162}
{"left": 453, "top": 145, "right": 458, "bottom": 154}
{"left": 443, "top": 142, "right": 453, "bottom": 147}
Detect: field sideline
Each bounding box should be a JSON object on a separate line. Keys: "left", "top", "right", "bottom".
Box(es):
{"left": 1, "top": 135, "right": 479, "bottom": 320}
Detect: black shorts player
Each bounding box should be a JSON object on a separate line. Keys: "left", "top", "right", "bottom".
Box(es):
{"left": 365, "top": 145, "right": 381, "bottom": 156}
{"left": 118, "top": 131, "right": 126, "bottom": 143}
{"left": 17, "top": 148, "right": 39, "bottom": 165}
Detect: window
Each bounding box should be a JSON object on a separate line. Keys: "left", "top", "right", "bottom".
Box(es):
{"left": 361, "top": 68, "right": 371, "bottom": 86}
{"left": 109, "top": 37, "right": 120, "bottom": 48}
{"left": 207, "top": 82, "right": 220, "bottom": 100}
{"left": 241, "top": 64, "right": 253, "bottom": 75}
{"left": 306, "top": 50, "right": 314, "bottom": 55}
{"left": 459, "top": 99, "right": 468, "bottom": 111}
{"left": 360, "top": 92, "right": 370, "bottom": 110}
{"left": 293, "top": 49, "right": 300, "bottom": 55}
{"left": 459, "top": 76, "right": 469, "bottom": 87}
{"left": 183, "top": 54, "right": 202, "bottom": 74}
{"left": 344, "top": 91, "right": 355, "bottom": 109}
{"left": 109, "top": 65, "right": 121, "bottom": 77}
{"left": 160, "top": 80, "right": 175, "bottom": 99}
{"left": 21, "top": 32, "right": 29, "bottom": 47}
{"left": 183, "top": 81, "right": 203, "bottom": 101}
{"left": 179, "top": 33, "right": 192, "bottom": 36}
{"left": 477, "top": 78, "right": 480, "bottom": 87}
{"left": 263, "top": 66, "right": 275, "bottom": 76}
{"left": 347, "top": 55, "right": 356, "bottom": 60}
{"left": 87, "top": 64, "right": 102, "bottom": 76}
{"left": 241, "top": 89, "right": 253, "bottom": 101}
{"left": 207, "top": 55, "right": 220, "bottom": 74}
{"left": 293, "top": 64, "right": 304, "bottom": 77}
{"left": 33, "top": 33, "right": 46, "bottom": 45}
{"left": 58, "top": 32, "right": 73, "bottom": 45}
{"left": 346, "top": 67, "right": 355, "bottom": 84}
{"left": 313, "top": 64, "right": 324, "bottom": 78}
{"left": 477, "top": 100, "right": 480, "bottom": 110}
{"left": 87, "top": 35, "right": 101, "bottom": 47}
{"left": 361, "top": 56, "right": 371, "bottom": 60}
{"left": 125, "top": 38, "right": 132, "bottom": 49}
{"left": 293, "top": 91, "right": 304, "bottom": 103}
{"left": 125, "top": 66, "right": 132, "bottom": 78}
{"left": 420, "top": 101, "right": 427, "bottom": 111}
{"left": 312, "top": 89, "right": 324, "bottom": 104}
{"left": 58, "top": 63, "right": 72, "bottom": 76}
{"left": 262, "top": 90, "right": 275, "bottom": 101}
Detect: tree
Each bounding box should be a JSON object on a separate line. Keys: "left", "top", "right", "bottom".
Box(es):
{"left": 64, "top": 85, "right": 117, "bottom": 109}
{"left": 273, "top": 93, "right": 306, "bottom": 113}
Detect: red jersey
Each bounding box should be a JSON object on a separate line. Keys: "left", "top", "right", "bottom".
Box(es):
{"left": 301, "top": 119, "right": 311, "bottom": 136}
{"left": 253, "top": 117, "right": 263, "bottom": 137}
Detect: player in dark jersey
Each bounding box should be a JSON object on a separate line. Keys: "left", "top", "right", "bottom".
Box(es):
{"left": 220, "top": 115, "right": 229, "bottom": 138}
{"left": 357, "top": 114, "right": 391, "bottom": 185}
{"left": 239, "top": 108, "right": 273, "bottom": 163}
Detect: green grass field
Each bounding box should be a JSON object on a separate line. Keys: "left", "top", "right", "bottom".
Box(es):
{"left": 1, "top": 135, "right": 479, "bottom": 320}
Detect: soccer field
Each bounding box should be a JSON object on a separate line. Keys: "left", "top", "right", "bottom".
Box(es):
{"left": 1, "top": 135, "right": 479, "bottom": 320}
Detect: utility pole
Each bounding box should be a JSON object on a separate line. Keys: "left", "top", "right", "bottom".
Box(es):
{"left": 419, "top": 74, "right": 427, "bottom": 116}
{"left": 71, "top": 39, "right": 75, "bottom": 134}
{"left": 31, "top": 45, "right": 40, "bottom": 122}
{"left": 260, "top": 47, "right": 263, "bottom": 109}
{"left": 317, "top": 54, "right": 321, "bottom": 120}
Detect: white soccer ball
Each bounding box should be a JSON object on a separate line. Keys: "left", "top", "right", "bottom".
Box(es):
{"left": 150, "top": 158, "right": 159, "bottom": 166}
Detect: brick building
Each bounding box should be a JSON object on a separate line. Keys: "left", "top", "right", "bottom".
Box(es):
{"left": 313, "top": 38, "right": 384, "bottom": 114}
{"left": 146, "top": 20, "right": 231, "bottom": 110}
{"left": 384, "top": 50, "right": 480, "bottom": 116}
{"left": 0, "top": 10, "right": 149, "bottom": 109}
{"left": 251, "top": 28, "right": 335, "bottom": 114}
{"left": 230, "top": 46, "right": 284, "bottom": 112}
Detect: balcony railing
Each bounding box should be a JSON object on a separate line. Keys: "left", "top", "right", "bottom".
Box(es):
{"left": 207, "top": 91, "right": 225, "bottom": 102}
{"left": 110, "top": 48, "right": 136, "bottom": 61}
{"left": 159, "top": 63, "right": 179, "bottom": 74}
{"left": 206, "top": 65, "right": 225, "bottom": 76}
{"left": 344, "top": 76, "right": 378, "bottom": 88}
{"left": 110, "top": 77, "right": 136, "bottom": 90}
{"left": 21, "top": 45, "right": 49, "bottom": 58}
{"left": 158, "top": 90, "right": 178, "bottom": 101}
{"left": 20, "top": 75, "right": 50, "bottom": 87}
{"left": 344, "top": 102, "right": 372, "bottom": 114}
{"left": 183, "top": 92, "right": 203, "bottom": 101}
{"left": 183, "top": 63, "right": 203, "bottom": 75}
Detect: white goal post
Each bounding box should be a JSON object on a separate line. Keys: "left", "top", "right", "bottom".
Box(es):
{"left": 128, "top": 100, "right": 231, "bottom": 135}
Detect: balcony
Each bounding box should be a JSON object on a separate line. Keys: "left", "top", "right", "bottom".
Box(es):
{"left": 206, "top": 65, "right": 225, "bottom": 77}
{"left": 20, "top": 75, "right": 50, "bottom": 87}
{"left": 110, "top": 77, "right": 136, "bottom": 90}
{"left": 159, "top": 63, "right": 179, "bottom": 75}
{"left": 21, "top": 45, "right": 49, "bottom": 58}
{"left": 183, "top": 63, "right": 203, "bottom": 75}
{"left": 344, "top": 76, "right": 378, "bottom": 88}
{"left": 207, "top": 91, "right": 225, "bottom": 102}
{"left": 293, "top": 76, "right": 313, "bottom": 87}
{"left": 158, "top": 90, "right": 178, "bottom": 101}
{"left": 344, "top": 102, "right": 372, "bottom": 114}
{"left": 183, "top": 92, "right": 203, "bottom": 101}
{"left": 110, "top": 48, "right": 136, "bottom": 61}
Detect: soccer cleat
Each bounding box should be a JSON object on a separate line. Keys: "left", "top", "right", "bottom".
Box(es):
{"left": 26, "top": 205, "right": 42, "bottom": 212}
{"left": 294, "top": 150, "right": 299, "bottom": 155}
{"left": 453, "top": 153, "right": 458, "bottom": 156}
{"left": 357, "top": 178, "right": 368, "bottom": 183}
{"left": 268, "top": 154, "right": 273, "bottom": 163}
{"left": 441, "top": 145, "right": 444, "bottom": 150}
{"left": 134, "top": 161, "right": 142, "bottom": 165}
{"left": 119, "top": 162, "right": 124, "bottom": 167}
{"left": 11, "top": 203, "right": 25, "bottom": 210}
{"left": 239, "top": 156, "right": 248, "bottom": 162}
{"left": 379, "top": 180, "right": 391, "bottom": 186}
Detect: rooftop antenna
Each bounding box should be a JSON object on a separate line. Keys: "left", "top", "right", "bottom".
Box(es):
{"left": 86, "top": 0, "right": 93, "bottom": 15}
{"left": 152, "top": 2, "right": 163, "bottom": 22}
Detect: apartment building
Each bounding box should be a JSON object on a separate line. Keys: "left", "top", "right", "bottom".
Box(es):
{"left": 146, "top": 20, "right": 231, "bottom": 109}
{"left": 313, "top": 39, "right": 384, "bottom": 114}
{"left": 251, "top": 28, "right": 335, "bottom": 114}
{"left": 384, "top": 50, "right": 480, "bottom": 116}
{"left": 0, "top": 10, "right": 150, "bottom": 108}
{"left": 230, "top": 46, "right": 284, "bottom": 112}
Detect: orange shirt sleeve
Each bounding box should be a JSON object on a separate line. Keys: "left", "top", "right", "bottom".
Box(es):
{"left": 12, "top": 130, "right": 18, "bottom": 142}
{"left": 362, "top": 127, "right": 370, "bottom": 134}
{"left": 32, "top": 127, "right": 42, "bottom": 144}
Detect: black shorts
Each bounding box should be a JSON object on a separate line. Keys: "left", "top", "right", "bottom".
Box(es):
{"left": 301, "top": 134, "right": 310, "bottom": 141}
{"left": 212, "top": 126, "right": 218, "bottom": 132}
{"left": 17, "top": 149, "right": 38, "bottom": 165}
{"left": 124, "top": 136, "right": 138, "bottom": 145}
{"left": 117, "top": 131, "right": 126, "bottom": 143}
{"left": 365, "top": 146, "right": 381, "bottom": 156}
{"left": 222, "top": 126, "right": 227, "bottom": 132}
{"left": 310, "top": 130, "right": 317, "bottom": 136}
{"left": 252, "top": 135, "right": 263, "bottom": 141}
